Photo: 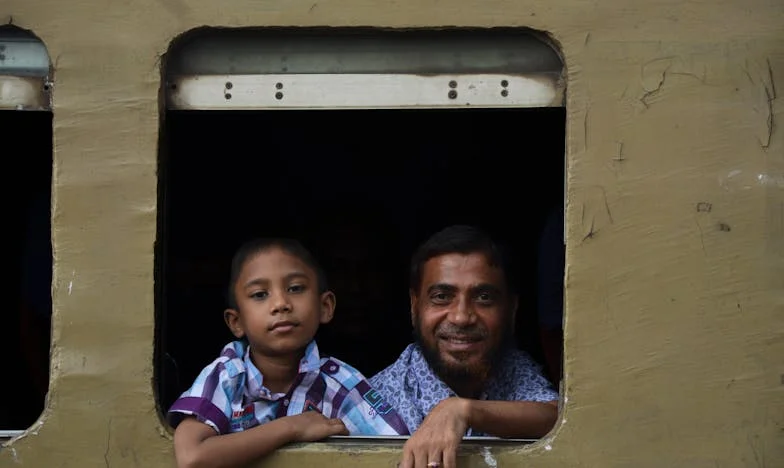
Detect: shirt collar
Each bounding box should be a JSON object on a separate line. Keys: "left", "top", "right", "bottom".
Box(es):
{"left": 242, "top": 340, "right": 322, "bottom": 399}
{"left": 408, "top": 343, "right": 502, "bottom": 399}
{"left": 406, "top": 344, "right": 458, "bottom": 414}
{"left": 407, "top": 343, "right": 499, "bottom": 436}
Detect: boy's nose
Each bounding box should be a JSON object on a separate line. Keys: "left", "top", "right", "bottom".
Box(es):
{"left": 270, "top": 291, "right": 292, "bottom": 314}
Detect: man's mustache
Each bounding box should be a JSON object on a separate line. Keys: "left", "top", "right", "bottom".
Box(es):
{"left": 435, "top": 323, "right": 488, "bottom": 341}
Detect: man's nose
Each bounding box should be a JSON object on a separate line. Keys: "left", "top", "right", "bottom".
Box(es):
{"left": 447, "top": 296, "right": 475, "bottom": 326}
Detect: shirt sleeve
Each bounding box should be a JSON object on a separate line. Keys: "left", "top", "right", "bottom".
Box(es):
{"left": 337, "top": 380, "right": 411, "bottom": 436}
{"left": 167, "top": 356, "right": 240, "bottom": 435}
{"left": 512, "top": 353, "right": 560, "bottom": 402}
{"left": 322, "top": 359, "right": 410, "bottom": 436}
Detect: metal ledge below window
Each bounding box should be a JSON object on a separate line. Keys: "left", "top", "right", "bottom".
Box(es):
{"left": 166, "top": 73, "right": 564, "bottom": 110}
{"left": 0, "top": 430, "right": 25, "bottom": 443}
{"left": 326, "top": 435, "right": 536, "bottom": 444}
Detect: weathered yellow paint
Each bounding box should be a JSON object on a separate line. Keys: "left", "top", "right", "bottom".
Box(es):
{"left": 1, "top": 0, "right": 782, "bottom": 466}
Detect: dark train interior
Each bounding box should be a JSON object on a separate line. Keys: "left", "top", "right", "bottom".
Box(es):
{"left": 4, "top": 110, "right": 52, "bottom": 430}
{"left": 154, "top": 107, "right": 566, "bottom": 414}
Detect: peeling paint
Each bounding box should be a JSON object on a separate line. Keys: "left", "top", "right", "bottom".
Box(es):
{"left": 480, "top": 447, "right": 497, "bottom": 467}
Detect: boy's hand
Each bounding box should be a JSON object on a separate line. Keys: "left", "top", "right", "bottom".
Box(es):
{"left": 289, "top": 411, "right": 349, "bottom": 442}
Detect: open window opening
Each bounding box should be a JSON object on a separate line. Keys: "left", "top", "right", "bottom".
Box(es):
{"left": 0, "top": 24, "right": 53, "bottom": 441}
{"left": 155, "top": 27, "right": 566, "bottom": 441}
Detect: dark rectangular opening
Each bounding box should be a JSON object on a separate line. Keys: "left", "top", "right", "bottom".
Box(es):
{"left": 154, "top": 107, "right": 565, "bottom": 419}
{"left": 1, "top": 110, "right": 52, "bottom": 431}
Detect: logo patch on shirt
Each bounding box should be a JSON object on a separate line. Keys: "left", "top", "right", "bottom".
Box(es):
{"left": 362, "top": 389, "right": 393, "bottom": 416}
{"left": 305, "top": 399, "right": 320, "bottom": 412}
{"left": 230, "top": 404, "right": 256, "bottom": 431}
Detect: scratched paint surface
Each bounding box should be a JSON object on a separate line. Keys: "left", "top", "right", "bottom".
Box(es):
{"left": 0, "top": 0, "right": 782, "bottom": 466}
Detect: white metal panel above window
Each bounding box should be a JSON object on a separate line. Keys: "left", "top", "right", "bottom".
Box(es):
{"left": 165, "top": 28, "right": 564, "bottom": 110}
{"left": 0, "top": 25, "right": 52, "bottom": 111}
{"left": 168, "top": 73, "right": 563, "bottom": 110}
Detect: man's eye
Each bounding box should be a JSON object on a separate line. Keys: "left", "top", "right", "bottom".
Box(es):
{"left": 432, "top": 293, "right": 451, "bottom": 302}
{"left": 476, "top": 292, "right": 495, "bottom": 304}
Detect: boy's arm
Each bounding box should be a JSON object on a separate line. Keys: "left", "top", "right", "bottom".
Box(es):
{"left": 173, "top": 412, "right": 348, "bottom": 468}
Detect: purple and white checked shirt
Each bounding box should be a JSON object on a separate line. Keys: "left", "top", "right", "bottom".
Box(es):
{"left": 168, "top": 340, "right": 409, "bottom": 436}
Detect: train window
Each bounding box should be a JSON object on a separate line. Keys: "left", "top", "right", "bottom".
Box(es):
{"left": 155, "top": 28, "right": 566, "bottom": 442}
{"left": 0, "top": 25, "right": 53, "bottom": 441}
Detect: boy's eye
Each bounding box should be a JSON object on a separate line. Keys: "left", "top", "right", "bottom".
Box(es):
{"left": 288, "top": 284, "right": 305, "bottom": 293}
{"left": 250, "top": 291, "right": 268, "bottom": 300}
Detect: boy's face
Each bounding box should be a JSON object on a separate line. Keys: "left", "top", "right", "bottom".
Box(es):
{"left": 224, "top": 247, "right": 335, "bottom": 359}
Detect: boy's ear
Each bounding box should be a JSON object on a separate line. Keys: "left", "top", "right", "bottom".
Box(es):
{"left": 319, "top": 291, "right": 336, "bottom": 324}
{"left": 224, "top": 308, "right": 245, "bottom": 339}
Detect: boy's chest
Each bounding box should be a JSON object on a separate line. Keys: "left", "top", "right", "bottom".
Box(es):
{"left": 230, "top": 381, "right": 329, "bottom": 432}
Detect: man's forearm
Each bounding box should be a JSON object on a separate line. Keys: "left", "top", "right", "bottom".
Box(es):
{"left": 464, "top": 399, "right": 559, "bottom": 439}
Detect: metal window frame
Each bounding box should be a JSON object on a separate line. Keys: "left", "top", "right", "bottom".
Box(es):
{"left": 166, "top": 72, "right": 564, "bottom": 110}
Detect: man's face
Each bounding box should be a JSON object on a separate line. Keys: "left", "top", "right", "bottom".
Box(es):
{"left": 412, "top": 252, "right": 517, "bottom": 388}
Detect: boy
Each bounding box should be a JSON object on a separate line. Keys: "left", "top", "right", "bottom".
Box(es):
{"left": 168, "top": 238, "right": 409, "bottom": 468}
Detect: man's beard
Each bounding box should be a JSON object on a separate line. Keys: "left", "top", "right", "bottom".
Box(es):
{"left": 413, "top": 317, "right": 512, "bottom": 394}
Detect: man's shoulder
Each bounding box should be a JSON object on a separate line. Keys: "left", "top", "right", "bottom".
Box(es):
{"left": 504, "top": 347, "right": 539, "bottom": 364}
{"left": 490, "top": 347, "right": 559, "bottom": 402}
{"left": 368, "top": 343, "right": 418, "bottom": 388}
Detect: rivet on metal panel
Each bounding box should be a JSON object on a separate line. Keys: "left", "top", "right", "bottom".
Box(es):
{"left": 225, "top": 82, "right": 233, "bottom": 90}
{"left": 501, "top": 80, "right": 509, "bottom": 87}
{"left": 448, "top": 90, "right": 457, "bottom": 99}
{"left": 224, "top": 93, "right": 232, "bottom": 100}
{"left": 501, "top": 89, "right": 509, "bottom": 97}
{"left": 448, "top": 80, "right": 457, "bottom": 89}
{"left": 276, "top": 82, "right": 283, "bottom": 90}
{"left": 275, "top": 92, "right": 284, "bottom": 100}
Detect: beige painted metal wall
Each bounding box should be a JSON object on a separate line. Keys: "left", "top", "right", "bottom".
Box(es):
{"left": 0, "top": 0, "right": 782, "bottom": 466}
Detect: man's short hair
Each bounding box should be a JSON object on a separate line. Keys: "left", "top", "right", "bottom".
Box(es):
{"left": 409, "top": 225, "right": 517, "bottom": 293}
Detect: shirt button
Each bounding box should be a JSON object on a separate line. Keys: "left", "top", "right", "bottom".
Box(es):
{"left": 283, "top": 399, "right": 289, "bottom": 406}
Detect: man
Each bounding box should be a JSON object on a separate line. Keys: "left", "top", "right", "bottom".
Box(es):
{"left": 370, "top": 225, "right": 559, "bottom": 468}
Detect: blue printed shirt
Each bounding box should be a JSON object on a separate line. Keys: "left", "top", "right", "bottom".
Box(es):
{"left": 168, "top": 340, "right": 409, "bottom": 436}
{"left": 369, "top": 343, "right": 559, "bottom": 436}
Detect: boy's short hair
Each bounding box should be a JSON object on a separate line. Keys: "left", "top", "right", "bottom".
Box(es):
{"left": 227, "top": 238, "right": 329, "bottom": 310}
{"left": 409, "top": 225, "right": 517, "bottom": 293}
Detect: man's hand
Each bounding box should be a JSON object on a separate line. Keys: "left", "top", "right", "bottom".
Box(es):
{"left": 400, "top": 397, "right": 470, "bottom": 468}
{"left": 289, "top": 411, "right": 349, "bottom": 442}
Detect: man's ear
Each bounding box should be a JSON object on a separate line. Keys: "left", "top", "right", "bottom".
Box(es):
{"left": 409, "top": 289, "right": 418, "bottom": 327}
{"left": 319, "top": 291, "right": 336, "bottom": 324}
{"left": 224, "top": 308, "right": 245, "bottom": 339}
